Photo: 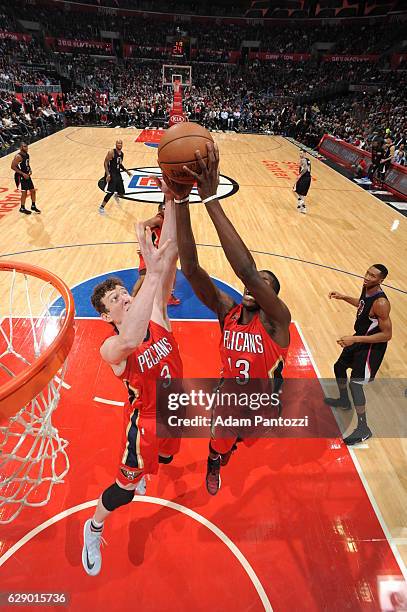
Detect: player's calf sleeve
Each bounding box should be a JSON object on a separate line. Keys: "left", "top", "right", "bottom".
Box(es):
{"left": 101, "top": 483, "right": 135, "bottom": 512}
{"left": 349, "top": 380, "right": 366, "bottom": 407}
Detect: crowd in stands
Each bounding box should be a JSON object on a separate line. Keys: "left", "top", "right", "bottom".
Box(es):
{"left": 0, "top": 3, "right": 405, "bottom": 164}
{"left": 0, "top": 90, "right": 64, "bottom": 150}
{"left": 4, "top": 1, "right": 407, "bottom": 57}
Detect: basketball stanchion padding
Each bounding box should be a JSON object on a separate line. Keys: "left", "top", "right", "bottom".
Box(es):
{"left": 0, "top": 261, "right": 75, "bottom": 523}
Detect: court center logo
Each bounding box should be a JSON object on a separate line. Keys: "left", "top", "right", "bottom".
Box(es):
{"left": 98, "top": 166, "right": 239, "bottom": 204}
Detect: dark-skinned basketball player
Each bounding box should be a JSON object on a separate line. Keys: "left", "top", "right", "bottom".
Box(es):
{"left": 99, "top": 139, "right": 132, "bottom": 214}
{"left": 11, "top": 142, "right": 41, "bottom": 215}
{"left": 162, "top": 142, "right": 291, "bottom": 495}
{"left": 324, "top": 264, "right": 392, "bottom": 445}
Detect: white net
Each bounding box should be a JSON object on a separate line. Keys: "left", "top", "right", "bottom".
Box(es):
{"left": 0, "top": 267, "right": 72, "bottom": 524}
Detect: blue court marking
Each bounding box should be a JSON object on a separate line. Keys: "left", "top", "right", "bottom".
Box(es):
{"left": 144, "top": 143, "right": 159, "bottom": 148}
{"left": 128, "top": 175, "right": 158, "bottom": 189}
{"left": 1, "top": 241, "right": 405, "bottom": 295}
{"left": 52, "top": 269, "right": 242, "bottom": 319}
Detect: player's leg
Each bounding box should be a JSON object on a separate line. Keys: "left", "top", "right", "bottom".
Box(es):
{"left": 114, "top": 174, "right": 125, "bottom": 203}
{"left": 19, "top": 188, "right": 31, "bottom": 214}
{"left": 99, "top": 175, "right": 115, "bottom": 214}
{"left": 167, "top": 268, "right": 181, "bottom": 305}
{"left": 29, "top": 186, "right": 41, "bottom": 214}
{"left": 205, "top": 437, "right": 237, "bottom": 495}
{"left": 82, "top": 407, "right": 150, "bottom": 576}
{"left": 158, "top": 437, "right": 181, "bottom": 464}
{"left": 324, "top": 347, "right": 354, "bottom": 409}
{"left": 343, "top": 346, "right": 386, "bottom": 445}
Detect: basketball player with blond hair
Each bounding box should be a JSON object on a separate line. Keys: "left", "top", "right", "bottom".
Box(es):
{"left": 82, "top": 180, "right": 182, "bottom": 575}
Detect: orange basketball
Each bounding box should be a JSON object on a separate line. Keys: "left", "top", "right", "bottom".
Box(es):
{"left": 158, "top": 122, "right": 214, "bottom": 184}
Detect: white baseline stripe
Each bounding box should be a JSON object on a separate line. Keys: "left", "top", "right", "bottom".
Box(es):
{"left": 294, "top": 321, "right": 407, "bottom": 582}
{"left": 0, "top": 497, "right": 272, "bottom": 611}
{"left": 94, "top": 396, "right": 125, "bottom": 407}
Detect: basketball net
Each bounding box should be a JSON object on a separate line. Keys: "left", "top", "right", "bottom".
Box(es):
{"left": 0, "top": 265, "right": 74, "bottom": 523}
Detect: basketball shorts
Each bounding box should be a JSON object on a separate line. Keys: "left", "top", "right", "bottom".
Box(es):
{"left": 15, "top": 173, "right": 34, "bottom": 191}
{"left": 336, "top": 341, "right": 387, "bottom": 384}
{"left": 117, "top": 404, "right": 180, "bottom": 487}
{"left": 106, "top": 173, "right": 124, "bottom": 195}
{"left": 295, "top": 174, "right": 311, "bottom": 196}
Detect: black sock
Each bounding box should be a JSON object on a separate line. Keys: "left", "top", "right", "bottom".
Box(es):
{"left": 357, "top": 412, "right": 367, "bottom": 428}
{"left": 90, "top": 520, "right": 103, "bottom": 532}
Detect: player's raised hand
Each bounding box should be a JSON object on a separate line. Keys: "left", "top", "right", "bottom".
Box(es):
{"left": 329, "top": 291, "right": 344, "bottom": 300}
{"left": 156, "top": 173, "right": 192, "bottom": 201}
{"left": 136, "top": 223, "right": 170, "bottom": 275}
{"left": 183, "top": 142, "right": 220, "bottom": 201}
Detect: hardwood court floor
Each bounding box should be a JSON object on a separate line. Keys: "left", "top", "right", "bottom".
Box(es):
{"left": 0, "top": 127, "right": 406, "bottom": 573}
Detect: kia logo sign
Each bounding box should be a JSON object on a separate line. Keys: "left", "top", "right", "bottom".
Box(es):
{"left": 170, "top": 114, "right": 186, "bottom": 123}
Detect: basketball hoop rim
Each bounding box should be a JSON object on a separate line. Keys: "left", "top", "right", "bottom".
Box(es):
{"left": 0, "top": 261, "right": 75, "bottom": 422}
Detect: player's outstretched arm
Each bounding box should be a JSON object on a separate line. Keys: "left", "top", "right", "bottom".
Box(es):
{"left": 184, "top": 143, "right": 290, "bottom": 326}
{"left": 160, "top": 171, "right": 234, "bottom": 320}
{"left": 149, "top": 178, "right": 179, "bottom": 323}
{"left": 101, "top": 225, "right": 170, "bottom": 367}
{"left": 328, "top": 292, "right": 359, "bottom": 307}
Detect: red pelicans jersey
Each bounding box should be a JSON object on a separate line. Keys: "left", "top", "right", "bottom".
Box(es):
{"left": 220, "top": 304, "right": 289, "bottom": 382}
{"left": 119, "top": 320, "right": 182, "bottom": 414}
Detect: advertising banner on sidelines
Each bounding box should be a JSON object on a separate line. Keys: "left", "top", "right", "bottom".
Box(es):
{"left": 322, "top": 54, "right": 379, "bottom": 62}
{"left": 249, "top": 51, "right": 311, "bottom": 61}
{"left": 54, "top": 38, "right": 113, "bottom": 52}
{"left": 0, "top": 31, "right": 31, "bottom": 42}
{"left": 319, "top": 134, "right": 407, "bottom": 200}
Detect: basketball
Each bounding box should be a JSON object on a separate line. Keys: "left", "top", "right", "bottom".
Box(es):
{"left": 158, "top": 122, "right": 214, "bottom": 184}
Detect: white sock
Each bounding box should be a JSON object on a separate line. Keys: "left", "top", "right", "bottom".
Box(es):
{"left": 91, "top": 518, "right": 104, "bottom": 530}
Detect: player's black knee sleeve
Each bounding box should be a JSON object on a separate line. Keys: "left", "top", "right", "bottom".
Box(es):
{"left": 334, "top": 360, "right": 347, "bottom": 380}
{"left": 349, "top": 380, "right": 366, "bottom": 407}
{"left": 158, "top": 454, "right": 173, "bottom": 464}
{"left": 101, "top": 483, "right": 135, "bottom": 512}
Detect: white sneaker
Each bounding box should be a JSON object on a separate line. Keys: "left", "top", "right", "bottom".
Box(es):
{"left": 98, "top": 206, "right": 106, "bottom": 215}
{"left": 300, "top": 206, "right": 307, "bottom": 214}
{"left": 82, "top": 519, "right": 106, "bottom": 576}
{"left": 135, "top": 476, "right": 146, "bottom": 496}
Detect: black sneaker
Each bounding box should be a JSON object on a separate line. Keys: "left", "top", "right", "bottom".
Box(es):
{"left": 19, "top": 207, "right": 31, "bottom": 215}
{"left": 324, "top": 397, "right": 352, "bottom": 410}
{"left": 220, "top": 444, "right": 237, "bottom": 467}
{"left": 343, "top": 425, "right": 372, "bottom": 446}
{"left": 31, "top": 205, "right": 41, "bottom": 214}
{"left": 206, "top": 456, "right": 221, "bottom": 495}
